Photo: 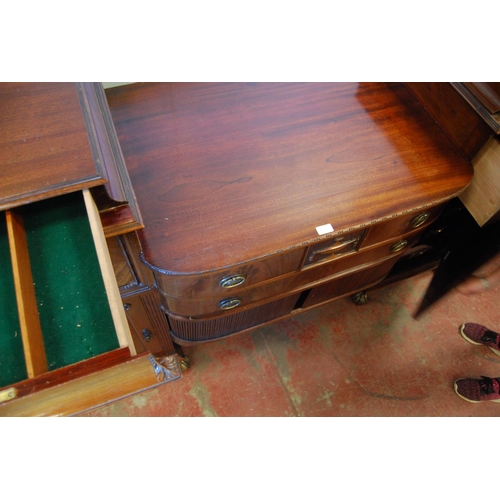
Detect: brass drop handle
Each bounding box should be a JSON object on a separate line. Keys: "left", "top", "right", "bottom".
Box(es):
{"left": 410, "top": 212, "right": 430, "bottom": 228}
{"left": 219, "top": 298, "right": 241, "bottom": 310}
{"left": 390, "top": 240, "right": 408, "bottom": 253}
{"left": 309, "top": 237, "right": 359, "bottom": 261}
{"left": 220, "top": 274, "right": 246, "bottom": 288}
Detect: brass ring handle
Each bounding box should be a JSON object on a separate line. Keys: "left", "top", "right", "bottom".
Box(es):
{"left": 390, "top": 240, "right": 408, "bottom": 253}
{"left": 220, "top": 274, "right": 246, "bottom": 288}
{"left": 410, "top": 212, "right": 430, "bottom": 228}
{"left": 219, "top": 298, "right": 241, "bottom": 310}
{"left": 309, "top": 237, "right": 358, "bottom": 261}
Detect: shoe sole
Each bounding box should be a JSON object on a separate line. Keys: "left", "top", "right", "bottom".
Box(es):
{"left": 454, "top": 379, "right": 500, "bottom": 403}
{"left": 459, "top": 324, "right": 500, "bottom": 357}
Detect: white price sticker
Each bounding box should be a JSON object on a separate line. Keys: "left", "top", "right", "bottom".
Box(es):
{"left": 315, "top": 223, "right": 334, "bottom": 235}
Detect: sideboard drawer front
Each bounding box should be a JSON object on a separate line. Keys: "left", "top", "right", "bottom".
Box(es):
{"left": 159, "top": 233, "right": 421, "bottom": 317}
{"left": 153, "top": 246, "right": 305, "bottom": 299}
{"left": 166, "top": 293, "right": 301, "bottom": 343}
{"left": 361, "top": 206, "right": 442, "bottom": 248}
{"left": 301, "top": 257, "right": 398, "bottom": 309}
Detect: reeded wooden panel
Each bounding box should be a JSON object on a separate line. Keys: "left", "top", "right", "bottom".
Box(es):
{"left": 167, "top": 294, "right": 301, "bottom": 343}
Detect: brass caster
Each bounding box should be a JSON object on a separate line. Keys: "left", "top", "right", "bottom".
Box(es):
{"left": 179, "top": 355, "right": 191, "bottom": 371}
{"left": 351, "top": 291, "right": 368, "bottom": 305}
{"left": 173, "top": 342, "right": 190, "bottom": 370}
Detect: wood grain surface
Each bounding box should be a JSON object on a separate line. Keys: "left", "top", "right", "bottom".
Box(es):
{"left": 0, "top": 83, "right": 105, "bottom": 210}
{"left": 0, "top": 351, "right": 161, "bottom": 416}
{"left": 106, "top": 83, "right": 473, "bottom": 275}
{"left": 406, "top": 82, "right": 493, "bottom": 159}
{"left": 5, "top": 209, "right": 48, "bottom": 377}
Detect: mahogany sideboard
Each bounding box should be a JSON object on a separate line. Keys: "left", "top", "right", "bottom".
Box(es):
{"left": 3, "top": 82, "right": 488, "bottom": 416}
{"left": 104, "top": 83, "right": 474, "bottom": 346}
{"left": 0, "top": 83, "right": 181, "bottom": 416}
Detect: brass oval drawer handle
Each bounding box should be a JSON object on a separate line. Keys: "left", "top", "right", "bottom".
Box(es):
{"left": 309, "top": 237, "right": 359, "bottom": 261}
{"left": 390, "top": 240, "right": 408, "bottom": 253}
{"left": 219, "top": 298, "right": 241, "bottom": 310}
{"left": 410, "top": 212, "right": 430, "bottom": 228}
{"left": 220, "top": 274, "right": 246, "bottom": 288}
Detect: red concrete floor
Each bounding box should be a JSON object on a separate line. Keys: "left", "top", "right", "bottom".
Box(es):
{"left": 81, "top": 269, "right": 500, "bottom": 417}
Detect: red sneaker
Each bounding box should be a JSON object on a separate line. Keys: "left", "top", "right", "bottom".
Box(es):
{"left": 460, "top": 323, "right": 500, "bottom": 356}
{"left": 454, "top": 376, "right": 500, "bottom": 403}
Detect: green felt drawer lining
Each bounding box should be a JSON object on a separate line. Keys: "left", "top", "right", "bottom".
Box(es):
{"left": 0, "top": 192, "right": 119, "bottom": 388}
{"left": 0, "top": 216, "right": 27, "bottom": 387}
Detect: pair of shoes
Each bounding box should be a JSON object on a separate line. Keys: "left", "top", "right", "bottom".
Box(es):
{"left": 454, "top": 323, "right": 500, "bottom": 403}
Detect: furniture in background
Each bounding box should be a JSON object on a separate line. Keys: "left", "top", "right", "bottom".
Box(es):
{"left": 405, "top": 83, "right": 500, "bottom": 313}
{"left": 406, "top": 83, "right": 500, "bottom": 227}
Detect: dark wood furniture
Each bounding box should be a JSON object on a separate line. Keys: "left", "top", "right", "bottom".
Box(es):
{"left": 105, "top": 83, "right": 473, "bottom": 345}
{"left": 404, "top": 82, "right": 500, "bottom": 313}
{"left": 0, "top": 83, "right": 181, "bottom": 417}
{"left": 406, "top": 83, "right": 500, "bottom": 226}
{"left": 3, "top": 81, "right": 490, "bottom": 414}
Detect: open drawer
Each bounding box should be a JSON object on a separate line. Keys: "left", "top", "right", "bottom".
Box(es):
{"left": 0, "top": 189, "right": 180, "bottom": 416}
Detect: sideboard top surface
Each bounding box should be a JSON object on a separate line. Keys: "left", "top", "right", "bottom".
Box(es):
{"left": 0, "top": 83, "right": 105, "bottom": 210}
{"left": 106, "top": 82, "right": 474, "bottom": 274}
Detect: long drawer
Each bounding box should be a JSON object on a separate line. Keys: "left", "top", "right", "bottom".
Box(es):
{"left": 157, "top": 230, "right": 422, "bottom": 317}
{"left": 0, "top": 190, "right": 180, "bottom": 416}
{"left": 151, "top": 206, "right": 440, "bottom": 308}
{"left": 166, "top": 256, "right": 399, "bottom": 344}
{"left": 151, "top": 246, "right": 305, "bottom": 299}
